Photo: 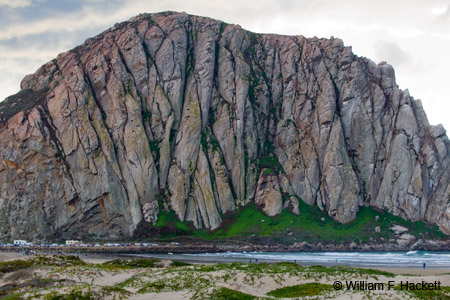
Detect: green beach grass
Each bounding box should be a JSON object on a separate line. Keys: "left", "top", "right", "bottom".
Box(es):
{"left": 267, "top": 282, "right": 333, "bottom": 298}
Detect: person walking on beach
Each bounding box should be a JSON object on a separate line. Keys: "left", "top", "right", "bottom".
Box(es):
{"left": 423, "top": 262, "right": 426, "bottom": 269}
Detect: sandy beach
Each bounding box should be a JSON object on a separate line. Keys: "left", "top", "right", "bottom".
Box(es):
{"left": 3, "top": 250, "right": 449, "bottom": 275}
{"left": 2, "top": 250, "right": 450, "bottom": 299}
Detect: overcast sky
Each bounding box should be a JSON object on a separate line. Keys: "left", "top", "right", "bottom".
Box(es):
{"left": 1, "top": 0, "right": 449, "bottom": 131}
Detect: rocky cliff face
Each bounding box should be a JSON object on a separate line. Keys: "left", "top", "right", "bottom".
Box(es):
{"left": 1, "top": 11, "right": 449, "bottom": 240}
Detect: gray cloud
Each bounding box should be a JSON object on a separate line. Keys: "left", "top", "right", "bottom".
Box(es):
{"left": 374, "top": 41, "right": 412, "bottom": 66}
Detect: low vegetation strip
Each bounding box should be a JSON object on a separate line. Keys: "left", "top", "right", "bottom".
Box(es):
{"left": 267, "top": 282, "right": 334, "bottom": 298}
{"left": 150, "top": 202, "right": 444, "bottom": 244}
{"left": 99, "top": 258, "right": 160, "bottom": 269}
{"left": 0, "top": 255, "right": 85, "bottom": 274}
{"left": 210, "top": 287, "right": 256, "bottom": 300}
{"left": 396, "top": 285, "right": 450, "bottom": 300}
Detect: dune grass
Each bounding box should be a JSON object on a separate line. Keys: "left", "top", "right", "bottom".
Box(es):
{"left": 0, "top": 255, "right": 85, "bottom": 274}
{"left": 210, "top": 287, "right": 256, "bottom": 300}
{"left": 396, "top": 285, "right": 450, "bottom": 300}
{"left": 267, "top": 282, "right": 333, "bottom": 298}
{"left": 99, "top": 258, "right": 160, "bottom": 269}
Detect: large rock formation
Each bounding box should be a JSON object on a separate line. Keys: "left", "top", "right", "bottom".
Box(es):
{"left": 0, "top": 11, "right": 449, "bottom": 240}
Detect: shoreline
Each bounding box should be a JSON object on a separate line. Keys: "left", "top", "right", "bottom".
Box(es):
{"left": 128, "top": 252, "right": 450, "bottom": 271}
{"left": 2, "top": 238, "right": 450, "bottom": 255}
{"left": 2, "top": 249, "right": 448, "bottom": 276}
{"left": 3, "top": 248, "right": 450, "bottom": 273}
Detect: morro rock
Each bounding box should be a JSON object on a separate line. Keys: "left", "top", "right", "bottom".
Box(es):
{"left": 0, "top": 11, "right": 449, "bottom": 240}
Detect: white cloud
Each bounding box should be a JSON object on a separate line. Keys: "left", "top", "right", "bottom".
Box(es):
{"left": 431, "top": 5, "right": 448, "bottom": 16}
{"left": 0, "top": 0, "right": 43, "bottom": 8}
{"left": 0, "top": 0, "right": 32, "bottom": 8}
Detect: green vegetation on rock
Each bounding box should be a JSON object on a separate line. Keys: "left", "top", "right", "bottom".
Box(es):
{"left": 155, "top": 208, "right": 190, "bottom": 233}
{"left": 149, "top": 199, "right": 444, "bottom": 244}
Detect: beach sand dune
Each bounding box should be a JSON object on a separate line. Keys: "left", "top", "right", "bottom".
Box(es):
{"left": 1, "top": 250, "right": 450, "bottom": 299}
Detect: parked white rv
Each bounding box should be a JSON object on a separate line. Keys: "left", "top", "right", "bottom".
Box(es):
{"left": 13, "top": 240, "right": 27, "bottom": 246}
{"left": 65, "top": 240, "right": 81, "bottom": 246}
